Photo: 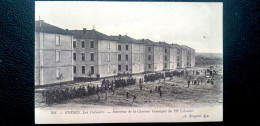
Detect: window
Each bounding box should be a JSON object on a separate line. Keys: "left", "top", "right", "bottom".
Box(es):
{"left": 177, "top": 49, "right": 180, "bottom": 54}
{"left": 118, "top": 65, "right": 121, "bottom": 71}
{"left": 138, "top": 54, "right": 140, "bottom": 61}
{"left": 165, "top": 49, "right": 167, "bottom": 53}
{"left": 149, "top": 64, "right": 151, "bottom": 69}
{"left": 107, "top": 53, "right": 110, "bottom": 62}
{"left": 56, "top": 51, "right": 60, "bottom": 62}
{"left": 73, "top": 53, "right": 76, "bottom": 60}
{"left": 90, "top": 41, "right": 94, "bottom": 48}
{"left": 81, "top": 41, "right": 85, "bottom": 48}
{"left": 165, "top": 56, "right": 167, "bottom": 61}
{"left": 82, "top": 66, "right": 85, "bottom": 74}
{"left": 125, "top": 54, "right": 128, "bottom": 61}
{"left": 187, "top": 56, "right": 189, "bottom": 60}
{"left": 177, "top": 62, "right": 180, "bottom": 67}
{"left": 90, "top": 53, "right": 94, "bottom": 61}
{"left": 73, "top": 66, "right": 76, "bottom": 74}
{"left": 108, "top": 65, "right": 110, "bottom": 73}
{"left": 56, "top": 68, "right": 60, "bottom": 78}
{"left": 118, "top": 45, "right": 121, "bottom": 51}
{"left": 164, "top": 63, "right": 167, "bottom": 68}
{"left": 148, "top": 47, "right": 151, "bottom": 52}
{"left": 82, "top": 53, "right": 85, "bottom": 61}
{"left": 125, "top": 45, "right": 128, "bottom": 50}
{"left": 56, "top": 36, "right": 60, "bottom": 45}
{"left": 73, "top": 41, "right": 76, "bottom": 48}
{"left": 139, "top": 45, "right": 140, "bottom": 51}
{"left": 148, "top": 55, "right": 151, "bottom": 60}
{"left": 91, "top": 66, "right": 94, "bottom": 74}
{"left": 187, "top": 62, "right": 189, "bottom": 66}
{"left": 125, "top": 65, "right": 128, "bottom": 71}
{"left": 118, "top": 54, "right": 121, "bottom": 61}
{"left": 177, "top": 56, "right": 180, "bottom": 61}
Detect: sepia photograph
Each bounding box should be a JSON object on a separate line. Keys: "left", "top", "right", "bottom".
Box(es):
{"left": 34, "top": 1, "right": 223, "bottom": 123}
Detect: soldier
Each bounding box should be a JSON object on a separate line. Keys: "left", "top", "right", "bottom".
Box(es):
{"left": 140, "top": 84, "right": 143, "bottom": 91}
{"left": 96, "top": 85, "right": 99, "bottom": 94}
{"left": 126, "top": 92, "right": 129, "bottom": 99}
{"left": 188, "top": 79, "right": 190, "bottom": 88}
{"left": 42, "top": 90, "right": 45, "bottom": 97}
{"left": 211, "top": 79, "right": 214, "bottom": 85}
{"left": 132, "top": 94, "right": 136, "bottom": 103}
{"left": 159, "top": 90, "right": 162, "bottom": 98}
{"left": 158, "top": 86, "right": 161, "bottom": 92}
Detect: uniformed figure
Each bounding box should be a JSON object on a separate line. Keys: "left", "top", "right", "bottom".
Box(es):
{"left": 126, "top": 92, "right": 129, "bottom": 99}
{"left": 132, "top": 94, "right": 136, "bottom": 103}
{"left": 211, "top": 79, "right": 214, "bottom": 85}
{"left": 188, "top": 79, "right": 190, "bottom": 88}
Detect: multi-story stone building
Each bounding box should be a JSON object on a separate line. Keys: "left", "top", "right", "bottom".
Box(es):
{"left": 182, "top": 45, "right": 195, "bottom": 67}
{"left": 153, "top": 42, "right": 165, "bottom": 72}
{"left": 171, "top": 44, "right": 183, "bottom": 69}
{"left": 128, "top": 36, "right": 146, "bottom": 74}
{"left": 143, "top": 39, "right": 156, "bottom": 72}
{"left": 35, "top": 20, "right": 74, "bottom": 85}
{"left": 110, "top": 35, "right": 133, "bottom": 75}
{"left": 70, "top": 28, "right": 118, "bottom": 79}
{"left": 35, "top": 21, "right": 196, "bottom": 84}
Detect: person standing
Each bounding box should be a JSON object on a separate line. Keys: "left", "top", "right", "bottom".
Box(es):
{"left": 188, "top": 79, "right": 190, "bottom": 88}
{"left": 132, "top": 94, "right": 136, "bottom": 103}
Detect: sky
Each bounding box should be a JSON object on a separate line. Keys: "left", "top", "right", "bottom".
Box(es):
{"left": 35, "top": 1, "right": 223, "bottom": 53}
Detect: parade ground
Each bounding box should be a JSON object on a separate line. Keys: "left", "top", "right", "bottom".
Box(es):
{"left": 35, "top": 65, "right": 223, "bottom": 109}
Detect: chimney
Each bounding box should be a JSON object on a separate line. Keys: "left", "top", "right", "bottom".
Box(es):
{"left": 119, "top": 34, "right": 121, "bottom": 39}
{"left": 83, "top": 28, "right": 86, "bottom": 34}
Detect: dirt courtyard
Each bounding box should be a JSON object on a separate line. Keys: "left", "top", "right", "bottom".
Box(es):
{"left": 35, "top": 66, "right": 223, "bottom": 110}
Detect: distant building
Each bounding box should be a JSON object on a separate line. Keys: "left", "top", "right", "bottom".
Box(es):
{"left": 70, "top": 28, "right": 118, "bottom": 78}
{"left": 35, "top": 20, "right": 74, "bottom": 85}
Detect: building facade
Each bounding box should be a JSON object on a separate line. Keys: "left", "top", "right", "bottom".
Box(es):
{"left": 35, "top": 21, "right": 196, "bottom": 85}
{"left": 35, "top": 20, "right": 74, "bottom": 85}
{"left": 70, "top": 29, "right": 118, "bottom": 78}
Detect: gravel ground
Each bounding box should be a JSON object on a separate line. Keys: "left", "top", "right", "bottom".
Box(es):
{"left": 35, "top": 66, "right": 223, "bottom": 109}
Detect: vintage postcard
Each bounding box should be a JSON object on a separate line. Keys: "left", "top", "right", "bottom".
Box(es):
{"left": 35, "top": 1, "right": 223, "bottom": 124}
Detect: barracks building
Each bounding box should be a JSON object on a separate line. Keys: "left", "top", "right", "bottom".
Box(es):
{"left": 35, "top": 20, "right": 195, "bottom": 85}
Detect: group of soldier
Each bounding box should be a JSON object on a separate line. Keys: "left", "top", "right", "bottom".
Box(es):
{"left": 187, "top": 78, "right": 204, "bottom": 88}
{"left": 42, "top": 86, "right": 87, "bottom": 105}
{"left": 114, "top": 77, "right": 137, "bottom": 88}
{"left": 144, "top": 72, "right": 165, "bottom": 83}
